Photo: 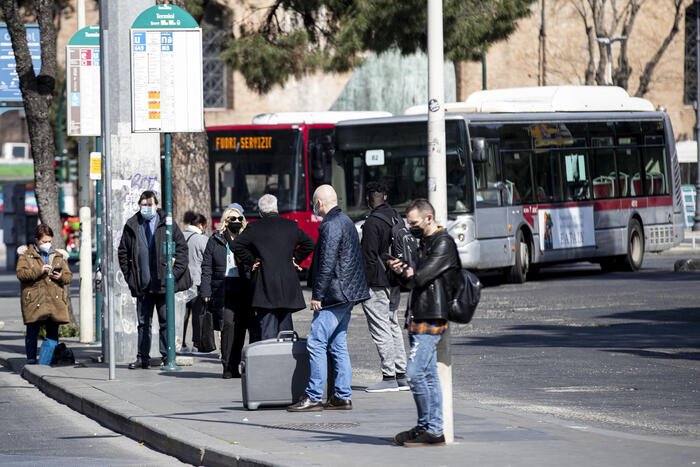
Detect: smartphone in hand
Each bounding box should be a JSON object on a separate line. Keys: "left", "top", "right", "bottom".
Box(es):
{"left": 52, "top": 266, "right": 63, "bottom": 273}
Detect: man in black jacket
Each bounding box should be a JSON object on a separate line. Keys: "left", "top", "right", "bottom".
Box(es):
{"left": 232, "top": 194, "right": 314, "bottom": 342}
{"left": 287, "top": 185, "right": 370, "bottom": 412}
{"left": 360, "top": 182, "right": 408, "bottom": 392}
{"left": 389, "top": 199, "right": 460, "bottom": 447}
{"left": 117, "top": 191, "right": 189, "bottom": 369}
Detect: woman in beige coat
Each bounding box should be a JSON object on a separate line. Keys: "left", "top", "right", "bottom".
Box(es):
{"left": 16, "top": 224, "right": 72, "bottom": 363}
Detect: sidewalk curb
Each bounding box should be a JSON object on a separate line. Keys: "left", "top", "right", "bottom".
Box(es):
{"left": 0, "top": 351, "right": 285, "bottom": 467}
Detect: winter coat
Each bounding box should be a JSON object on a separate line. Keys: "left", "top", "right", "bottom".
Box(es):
{"left": 183, "top": 227, "right": 208, "bottom": 287}
{"left": 398, "top": 229, "right": 461, "bottom": 321}
{"left": 361, "top": 203, "right": 400, "bottom": 288}
{"left": 199, "top": 231, "right": 251, "bottom": 309}
{"left": 309, "top": 206, "right": 370, "bottom": 308}
{"left": 232, "top": 214, "right": 315, "bottom": 311}
{"left": 117, "top": 209, "right": 189, "bottom": 297}
{"left": 16, "top": 244, "right": 73, "bottom": 325}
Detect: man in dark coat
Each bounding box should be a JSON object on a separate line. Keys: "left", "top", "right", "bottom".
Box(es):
{"left": 360, "top": 181, "right": 408, "bottom": 393}
{"left": 117, "top": 191, "right": 189, "bottom": 369}
{"left": 232, "top": 194, "right": 314, "bottom": 341}
{"left": 287, "top": 185, "right": 370, "bottom": 412}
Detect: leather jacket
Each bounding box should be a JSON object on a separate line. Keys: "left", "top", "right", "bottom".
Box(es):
{"left": 399, "top": 229, "right": 461, "bottom": 320}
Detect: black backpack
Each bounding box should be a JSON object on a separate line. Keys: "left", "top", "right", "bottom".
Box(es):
{"left": 448, "top": 269, "right": 482, "bottom": 324}
{"left": 370, "top": 211, "right": 419, "bottom": 267}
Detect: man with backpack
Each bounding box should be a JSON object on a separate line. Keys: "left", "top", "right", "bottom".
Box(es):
{"left": 388, "top": 199, "right": 461, "bottom": 447}
{"left": 360, "top": 182, "right": 415, "bottom": 392}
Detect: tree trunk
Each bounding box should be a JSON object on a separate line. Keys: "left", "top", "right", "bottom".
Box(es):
{"left": 157, "top": 0, "right": 212, "bottom": 231}
{"left": 0, "top": 0, "right": 64, "bottom": 249}
{"left": 171, "top": 132, "right": 212, "bottom": 231}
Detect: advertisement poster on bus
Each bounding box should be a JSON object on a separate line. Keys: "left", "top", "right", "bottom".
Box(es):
{"left": 538, "top": 206, "right": 595, "bottom": 250}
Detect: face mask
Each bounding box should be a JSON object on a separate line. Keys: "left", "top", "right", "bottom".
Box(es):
{"left": 38, "top": 243, "right": 52, "bottom": 253}
{"left": 312, "top": 202, "right": 320, "bottom": 217}
{"left": 140, "top": 206, "right": 155, "bottom": 220}
{"left": 228, "top": 222, "right": 243, "bottom": 234}
{"left": 410, "top": 225, "right": 425, "bottom": 239}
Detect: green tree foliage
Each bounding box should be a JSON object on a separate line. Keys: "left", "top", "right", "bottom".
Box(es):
{"left": 221, "top": 0, "right": 536, "bottom": 93}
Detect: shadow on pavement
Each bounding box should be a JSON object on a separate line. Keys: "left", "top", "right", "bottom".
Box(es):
{"left": 459, "top": 306, "right": 700, "bottom": 361}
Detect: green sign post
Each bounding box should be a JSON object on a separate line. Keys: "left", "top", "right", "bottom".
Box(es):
{"left": 130, "top": 5, "right": 203, "bottom": 372}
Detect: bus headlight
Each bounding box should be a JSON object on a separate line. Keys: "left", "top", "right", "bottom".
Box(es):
{"left": 451, "top": 219, "right": 475, "bottom": 245}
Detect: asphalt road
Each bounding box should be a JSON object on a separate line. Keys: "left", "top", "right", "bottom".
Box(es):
{"left": 340, "top": 253, "right": 700, "bottom": 441}
{"left": 0, "top": 364, "right": 186, "bottom": 466}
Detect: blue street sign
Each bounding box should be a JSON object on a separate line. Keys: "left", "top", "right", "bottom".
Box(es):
{"left": 0, "top": 23, "right": 41, "bottom": 102}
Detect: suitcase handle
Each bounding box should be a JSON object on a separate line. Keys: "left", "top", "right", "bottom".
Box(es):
{"left": 276, "top": 330, "right": 299, "bottom": 342}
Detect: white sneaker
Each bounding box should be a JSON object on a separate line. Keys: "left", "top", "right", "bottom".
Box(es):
{"left": 397, "top": 376, "right": 411, "bottom": 391}
{"left": 365, "top": 378, "right": 400, "bottom": 392}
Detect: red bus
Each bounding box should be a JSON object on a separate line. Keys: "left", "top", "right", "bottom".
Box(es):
{"left": 207, "top": 111, "right": 390, "bottom": 266}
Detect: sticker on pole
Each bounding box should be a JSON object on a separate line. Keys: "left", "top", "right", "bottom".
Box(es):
{"left": 89, "top": 151, "right": 101, "bottom": 180}
{"left": 66, "top": 25, "right": 101, "bottom": 136}
{"left": 428, "top": 99, "right": 440, "bottom": 112}
{"left": 130, "top": 5, "right": 204, "bottom": 133}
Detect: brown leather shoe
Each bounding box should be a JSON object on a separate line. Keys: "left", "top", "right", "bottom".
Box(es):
{"left": 324, "top": 395, "right": 352, "bottom": 410}
{"left": 287, "top": 395, "right": 323, "bottom": 412}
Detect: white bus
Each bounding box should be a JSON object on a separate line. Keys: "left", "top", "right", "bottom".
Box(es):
{"left": 331, "top": 86, "right": 684, "bottom": 282}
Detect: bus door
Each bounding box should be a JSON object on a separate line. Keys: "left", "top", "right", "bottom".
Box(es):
{"left": 474, "top": 140, "right": 511, "bottom": 267}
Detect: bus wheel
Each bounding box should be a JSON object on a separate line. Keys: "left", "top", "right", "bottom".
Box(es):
{"left": 509, "top": 230, "right": 530, "bottom": 284}
{"left": 621, "top": 219, "right": 644, "bottom": 272}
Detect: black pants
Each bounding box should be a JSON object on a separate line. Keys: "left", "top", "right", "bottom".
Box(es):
{"left": 216, "top": 277, "right": 252, "bottom": 374}
{"left": 136, "top": 292, "right": 167, "bottom": 361}
{"left": 249, "top": 308, "right": 294, "bottom": 343}
{"left": 183, "top": 292, "right": 203, "bottom": 347}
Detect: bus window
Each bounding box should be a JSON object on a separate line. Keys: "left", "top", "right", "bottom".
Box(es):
{"left": 616, "top": 147, "right": 643, "bottom": 196}
{"left": 532, "top": 149, "right": 563, "bottom": 202}
{"left": 643, "top": 147, "right": 669, "bottom": 195}
{"left": 590, "top": 148, "right": 618, "bottom": 198}
{"left": 308, "top": 128, "right": 334, "bottom": 194}
{"left": 500, "top": 124, "right": 531, "bottom": 150}
{"left": 562, "top": 151, "right": 590, "bottom": 200}
{"left": 501, "top": 151, "right": 533, "bottom": 204}
{"left": 474, "top": 141, "right": 502, "bottom": 207}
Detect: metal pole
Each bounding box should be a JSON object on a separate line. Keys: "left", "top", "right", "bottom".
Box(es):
{"left": 161, "top": 132, "right": 180, "bottom": 371}
{"left": 427, "top": 0, "right": 453, "bottom": 444}
{"left": 99, "top": 2, "right": 116, "bottom": 380}
{"left": 481, "top": 51, "right": 487, "bottom": 90}
{"left": 95, "top": 136, "right": 102, "bottom": 347}
{"left": 78, "top": 137, "right": 94, "bottom": 342}
{"left": 77, "top": 0, "right": 85, "bottom": 30}
{"left": 693, "top": 0, "right": 700, "bottom": 231}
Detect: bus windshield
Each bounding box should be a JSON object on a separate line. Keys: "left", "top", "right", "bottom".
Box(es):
{"left": 209, "top": 129, "right": 305, "bottom": 218}
{"left": 333, "top": 120, "right": 472, "bottom": 221}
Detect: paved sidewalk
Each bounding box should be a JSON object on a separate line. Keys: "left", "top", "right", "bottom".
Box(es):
{"left": 1, "top": 328, "right": 699, "bottom": 467}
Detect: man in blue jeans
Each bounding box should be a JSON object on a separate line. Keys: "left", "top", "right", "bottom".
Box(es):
{"left": 388, "top": 199, "right": 461, "bottom": 447}
{"left": 287, "top": 185, "right": 369, "bottom": 412}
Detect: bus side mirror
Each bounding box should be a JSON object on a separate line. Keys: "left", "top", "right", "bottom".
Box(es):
{"left": 470, "top": 137, "right": 487, "bottom": 163}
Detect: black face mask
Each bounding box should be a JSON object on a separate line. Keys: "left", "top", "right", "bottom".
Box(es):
{"left": 410, "top": 225, "right": 425, "bottom": 239}
{"left": 227, "top": 222, "right": 243, "bottom": 234}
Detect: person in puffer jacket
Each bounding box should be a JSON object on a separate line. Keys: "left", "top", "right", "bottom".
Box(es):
{"left": 16, "top": 224, "right": 73, "bottom": 364}
{"left": 287, "top": 185, "right": 369, "bottom": 413}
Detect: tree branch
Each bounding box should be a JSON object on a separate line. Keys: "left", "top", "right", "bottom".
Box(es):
{"left": 634, "top": 0, "right": 683, "bottom": 97}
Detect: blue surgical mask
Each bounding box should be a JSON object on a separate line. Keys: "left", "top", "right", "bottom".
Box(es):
{"left": 312, "top": 202, "right": 320, "bottom": 217}
{"left": 140, "top": 206, "right": 155, "bottom": 220}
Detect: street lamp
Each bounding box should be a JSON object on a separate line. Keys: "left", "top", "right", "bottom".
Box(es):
{"left": 693, "top": 0, "right": 700, "bottom": 231}
{"left": 596, "top": 36, "right": 627, "bottom": 85}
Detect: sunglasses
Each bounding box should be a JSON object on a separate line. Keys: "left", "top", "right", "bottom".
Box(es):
{"left": 226, "top": 216, "right": 244, "bottom": 222}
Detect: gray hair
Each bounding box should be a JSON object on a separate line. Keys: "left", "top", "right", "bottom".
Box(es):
{"left": 258, "top": 194, "right": 278, "bottom": 214}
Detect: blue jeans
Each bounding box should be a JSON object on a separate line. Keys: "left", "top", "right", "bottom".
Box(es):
{"left": 136, "top": 292, "right": 167, "bottom": 360}
{"left": 406, "top": 333, "right": 443, "bottom": 435}
{"left": 305, "top": 301, "right": 353, "bottom": 402}
{"left": 26, "top": 321, "right": 59, "bottom": 362}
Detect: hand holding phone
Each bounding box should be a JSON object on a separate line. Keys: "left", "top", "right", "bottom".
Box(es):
{"left": 52, "top": 266, "right": 63, "bottom": 273}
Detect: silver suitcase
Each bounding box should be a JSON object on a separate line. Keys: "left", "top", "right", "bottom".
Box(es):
{"left": 241, "top": 331, "right": 310, "bottom": 410}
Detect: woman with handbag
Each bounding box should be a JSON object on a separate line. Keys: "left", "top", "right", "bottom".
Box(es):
{"left": 16, "top": 224, "right": 73, "bottom": 364}
{"left": 199, "top": 206, "right": 253, "bottom": 378}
